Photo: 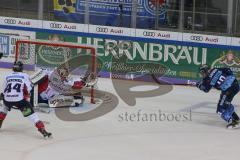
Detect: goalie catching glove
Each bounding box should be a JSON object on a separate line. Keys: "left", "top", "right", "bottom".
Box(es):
{"left": 73, "top": 72, "right": 98, "bottom": 89}
{"left": 82, "top": 72, "right": 98, "bottom": 87}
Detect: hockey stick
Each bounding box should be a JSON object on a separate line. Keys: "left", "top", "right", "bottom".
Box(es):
{"left": 151, "top": 74, "right": 197, "bottom": 86}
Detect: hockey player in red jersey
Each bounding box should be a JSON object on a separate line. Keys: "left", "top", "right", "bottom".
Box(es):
{"left": 0, "top": 61, "right": 52, "bottom": 138}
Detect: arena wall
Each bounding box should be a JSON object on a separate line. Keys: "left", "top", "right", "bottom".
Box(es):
{"left": 1, "top": 16, "right": 240, "bottom": 85}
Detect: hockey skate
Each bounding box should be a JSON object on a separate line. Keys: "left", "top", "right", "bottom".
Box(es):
{"left": 73, "top": 95, "right": 85, "bottom": 106}
{"left": 38, "top": 128, "right": 52, "bottom": 138}
{"left": 226, "top": 120, "right": 240, "bottom": 129}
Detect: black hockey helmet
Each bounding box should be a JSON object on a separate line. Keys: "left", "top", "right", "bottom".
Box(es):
{"left": 199, "top": 64, "right": 210, "bottom": 77}
{"left": 13, "top": 61, "right": 23, "bottom": 72}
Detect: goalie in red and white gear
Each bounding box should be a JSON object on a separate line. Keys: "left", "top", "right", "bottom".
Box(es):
{"left": 29, "top": 68, "right": 56, "bottom": 105}
{"left": 30, "top": 66, "right": 97, "bottom": 107}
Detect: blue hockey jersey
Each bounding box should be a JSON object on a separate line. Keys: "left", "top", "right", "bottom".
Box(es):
{"left": 198, "top": 68, "right": 236, "bottom": 92}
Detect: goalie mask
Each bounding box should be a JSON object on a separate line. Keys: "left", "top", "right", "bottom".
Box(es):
{"left": 13, "top": 61, "right": 23, "bottom": 72}
{"left": 57, "top": 67, "right": 69, "bottom": 81}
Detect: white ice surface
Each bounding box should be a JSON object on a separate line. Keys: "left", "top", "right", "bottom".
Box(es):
{"left": 0, "top": 69, "right": 240, "bottom": 160}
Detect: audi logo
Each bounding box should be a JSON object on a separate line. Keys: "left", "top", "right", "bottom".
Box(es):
{"left": 143, "top": 31, "right": 155, "bottom": 37}
{"left": 96, "top": 27, "right": 108, "bottom": 33}
{"left": 190, "top": 35, "right": 203, "bottom": 41}
{"left": 4, "top": 19, "right": 16, "bottom": 24}
{"left": 50, "top": 23, "right": 62, "bottom": 29}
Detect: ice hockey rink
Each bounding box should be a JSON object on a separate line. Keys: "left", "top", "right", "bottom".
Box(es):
{"left": 0, "top": 70, "right": 240, "bottom": 160}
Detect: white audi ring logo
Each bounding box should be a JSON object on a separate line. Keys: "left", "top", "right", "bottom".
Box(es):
{"left": 190, "top": 35, "right": 203, "bottom": 41}
{"left": 96, "top": 27, "right": 108, "bottom": 33}
{"left": 143, "top": 31, "right": 155, "bottom": 37}
{"left": 50, "top": 23, "right": 62, "bottom": 29}
{"left": 4, "top": 19, "right": 17, "bottom": 24}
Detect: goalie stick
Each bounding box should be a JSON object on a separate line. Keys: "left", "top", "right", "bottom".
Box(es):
{"left": 48, "top": 95, "right": 84, "bottom": 108}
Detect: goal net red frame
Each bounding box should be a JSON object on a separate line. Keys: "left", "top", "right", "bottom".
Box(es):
{"left": 15, "top": 39, "right": 97, "bottom": 105}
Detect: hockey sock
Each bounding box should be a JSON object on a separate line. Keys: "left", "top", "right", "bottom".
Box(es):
{"left": 28, "top": 113, "right": 40, "bottom": 123}
{"left": 27, "top": 113, "right": 45, "bottom": 129}
{"left": 232, "top": 112, "right": 240, "bottom": 121}
{"left": 0, "top": 112, "right": 7, "bottom": 128}
{"left": 35, "top": 121, "right": 45, "bottom": 130}
{"left": 0, "top": 112, "right": 7, "bottom": 120}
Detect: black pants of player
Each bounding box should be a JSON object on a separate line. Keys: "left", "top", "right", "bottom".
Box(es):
{"left": 3, "top": 99, "right": 35, "bottom": 117}
{"left": 217, "top": 79, "right": 240, "bottom": 121}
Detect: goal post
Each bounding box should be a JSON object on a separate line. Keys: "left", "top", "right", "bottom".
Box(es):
{"left": 15, "top": 39, "right": 97, "bottom": 105}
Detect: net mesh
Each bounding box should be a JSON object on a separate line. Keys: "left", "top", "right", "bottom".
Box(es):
{"left": 16, "top": 40, "right": 95, "bottom": 70}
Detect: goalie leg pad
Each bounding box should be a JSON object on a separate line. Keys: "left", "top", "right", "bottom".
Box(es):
{"left": 49, "top": 95, "right": 84, "bottom": 107}
{"left": 49, "top": 95, "right": 74, "bottom": 107}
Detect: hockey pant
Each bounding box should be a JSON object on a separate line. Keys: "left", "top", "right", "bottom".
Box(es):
{"left": 0, "top": 99, "right": 45, "bottom": 130}
{"left": 217, "top": 80, "right": 240, "bottom": 122}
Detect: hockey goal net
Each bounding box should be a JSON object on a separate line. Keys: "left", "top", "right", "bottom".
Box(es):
{"left": 15, "top": 39, "right": 97, "bottom": 106}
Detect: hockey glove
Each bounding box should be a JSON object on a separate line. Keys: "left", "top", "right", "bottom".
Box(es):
{"left": 196, "top": 81, "right": 202, "bottom": 89}
{"left": 196, "top": 81, "right": 206, "bottom": 91}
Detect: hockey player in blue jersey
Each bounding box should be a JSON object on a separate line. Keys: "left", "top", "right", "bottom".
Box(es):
{"left": 196, "top": 64, "right": 240, "bottom": 129}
